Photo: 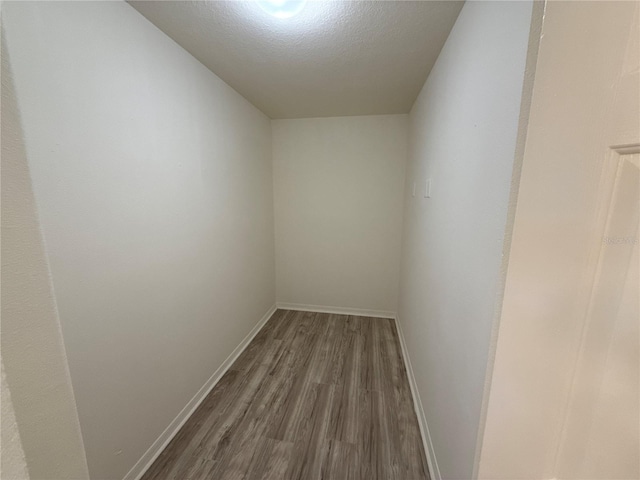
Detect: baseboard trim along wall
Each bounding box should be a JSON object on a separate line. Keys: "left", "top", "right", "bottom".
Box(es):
{"left": 394, "top": 315, "right": 442, "bottom": 480}
{"left": 122, "top": 304, "right": 277, "bottom": 480}
{"left": 276, "top": 302, "right": 396, "bottom": 319}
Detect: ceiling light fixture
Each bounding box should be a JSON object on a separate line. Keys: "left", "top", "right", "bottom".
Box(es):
{"left": 257, "top": 0, "right": 307, "bottom": 19}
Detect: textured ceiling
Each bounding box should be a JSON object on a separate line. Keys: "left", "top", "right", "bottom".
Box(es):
{"left": 129, "top": 1, "right": 463, "bottom": 119}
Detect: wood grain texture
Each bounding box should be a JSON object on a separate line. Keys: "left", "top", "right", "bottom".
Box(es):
{"left": 141, "top": 309, "right": 429, "bottom": 480}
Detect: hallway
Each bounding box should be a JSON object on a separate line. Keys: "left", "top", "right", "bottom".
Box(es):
{"left": 141, "top": 310, "right": 428, "bottom": 480}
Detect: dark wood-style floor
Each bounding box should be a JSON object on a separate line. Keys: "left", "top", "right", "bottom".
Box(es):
{"left": 141, "top": 309, "right": 430, "bottom": 480}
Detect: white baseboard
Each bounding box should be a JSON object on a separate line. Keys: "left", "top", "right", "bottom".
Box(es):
{"left": 394, "top": 314, "right": 441, "bottom": 480}
{"left": 122, "top": 304, "right": 277, "bottom": 480}
{"left": 276, "top": 302, "right": 395, "bottom": 319}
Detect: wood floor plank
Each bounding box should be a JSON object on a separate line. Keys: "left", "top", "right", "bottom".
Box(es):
{"left": 383, "top": 319, "right": 431, "bottom": 479}
{"left": 326, "top": 332, "right": 360, "bottom": 444}
{"left": 322, "top": 439, "right": 359, "bottom": 480}
{"left": 284, "top": 382, "right": 333, "bottom": 480}
{"left": 141, "top": 309, "right": 430, "bottom": 480}
{"left": 320, "top": 315, "right": 350, "bottom": 385}
{"left": 245, "top": 437, "right": 293, "bottom": 480}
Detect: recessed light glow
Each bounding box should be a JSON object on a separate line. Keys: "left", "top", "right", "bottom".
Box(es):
{"left": 257, "top": 0, "right": 307, "bottom": 19}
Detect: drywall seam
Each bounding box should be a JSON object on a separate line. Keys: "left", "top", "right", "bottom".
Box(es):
{"left": 472, "top": 1, "right": 545, "bottom": 477}
{"left": 394, "top": 315, "right": 441, "bottom": 480}
{"left": 122, "top": 304, "right": 277, "bottom": 480}
{"left": 275, "top": 302, "right": 395, "bottom": 319}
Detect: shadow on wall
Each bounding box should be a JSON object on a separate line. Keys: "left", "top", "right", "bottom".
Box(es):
{"left": 1, "top": 26, "right": 89, "bottom": 479}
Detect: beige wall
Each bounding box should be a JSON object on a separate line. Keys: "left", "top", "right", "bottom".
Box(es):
{"left": 397, "top": 2, "right": 534, "bottom": 479}
{"left": 1, "top": 25, "right": 89, "bottom": 479}
{"left": 2, "top": 2, "right": 275, "bottom": 479}
{"left": 1, "top": 362, "right": 30, "bottom": 480}
{"left": 273, "top": 115, "right": 407, "bottom": 315}
{"left": 478, "top": 2, "right": 640, "bottom": 479}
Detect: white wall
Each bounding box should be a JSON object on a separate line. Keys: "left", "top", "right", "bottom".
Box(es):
{"left": 1, "top": 27, "right": 89, "bottom": 479}
{"left": 397, "top": 2, "right": 534, "bottom": 479}
{"left": 2, "top": 2, "right": 275, "bottom": 479}
{"left": 478, "top": 2, "right": 640, "bottom": 479}
{"left": 273, "top": 115, "right": 407, "bottom": 315}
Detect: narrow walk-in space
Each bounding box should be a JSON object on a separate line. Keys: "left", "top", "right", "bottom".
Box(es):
{"left": 2, "top": 2, "right": 638, "bottom": 480}
{"left": 142, "top": 310, "right": 428, "bottom": 480}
